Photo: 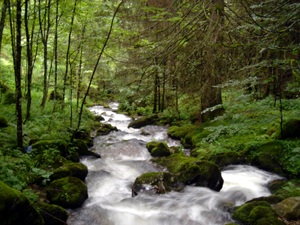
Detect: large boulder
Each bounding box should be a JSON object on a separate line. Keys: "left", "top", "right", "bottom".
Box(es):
{"left": 31, "top": 140, "right": 67, "bottom": 157}
{"left": 128, "top": 114, "right": 159, "bottom": 128}
{"left": 167, "top": 125, "right": 193, "bottom": 140}
{"left": 46, "top": 177, "right": 88, "bottom": 209}
{"left": 0, "top": 115, "right": 8, "bottom": 128}
{"left": 274, "top": 119, "right": 300, "bottom": 140}
{"left": 152, "top": 154, "right": 223, "bottom": 191}
{"left": 146, "top": 142, "right": 170, "bottom": 157}
{"left": 36, "top": 202, "right": 69, "bottom": 225}
{"left": 71, "top": 139, "right": 100, "bottom": 158}
{"left": 209, "top": 151, "right": 243, "bottom": 169}
{"left": 232, "top": 201, "right": 285, "bottom": 225}
{"left": 273, "top": 197, "right": 300, "bottom": 220}
{"left": 132, "top": 172, "right": 183, "bottom": 196}
{"left": 250, "top": 141, "right": 284, "bottom": 175}
{"left": 0, "top": 181, "right": 45, "bottom": 225}
{"left": 93, "top": 114, "right": 105, "bottom": 121}
{"left": 50, "top": 162, "right": 88, "bottom": 181}
{"left": 96, "top": 123, "right": 118, "bottom": 135}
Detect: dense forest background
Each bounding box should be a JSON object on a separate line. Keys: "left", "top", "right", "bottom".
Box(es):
{"left": 1, "top": 0, "right": 300, "bottom": 214}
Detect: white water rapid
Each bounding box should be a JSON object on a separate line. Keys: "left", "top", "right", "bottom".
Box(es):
{"left": 67, "top": 103, "right": 283, "bottom": 225}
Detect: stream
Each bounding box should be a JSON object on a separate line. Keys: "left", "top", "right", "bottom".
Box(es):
{"left": 67, "top": 103, "right": 282, "bottom": 225}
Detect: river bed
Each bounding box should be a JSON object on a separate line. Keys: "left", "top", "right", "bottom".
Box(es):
{"left": 67, "top": 103, "right": 282, "bottom": 225}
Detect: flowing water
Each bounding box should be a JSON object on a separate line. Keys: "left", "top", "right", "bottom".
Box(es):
{"left": 67, "top": 103, "right": 282, "bottom": 225}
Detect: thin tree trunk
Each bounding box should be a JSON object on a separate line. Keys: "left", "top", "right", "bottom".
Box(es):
{"left": 74, "top": 0, "right": 124, "bottom": 139}
{"left": 0, "top": 0, "right": 7, "bottom": 57}
{"left": 62, "top": 0, "right": 78, "bottom": 104}
{"left": 77, "top": 25, "right": 85, "bottom": 110}
{"left": 25, "top": 0, "right": 34, "bottom": 121}
{"left": 8, "top": 0, "right": 23, "bottom": 149}
{"left": 40, "top": 0, "right": 51, "bottom": 108}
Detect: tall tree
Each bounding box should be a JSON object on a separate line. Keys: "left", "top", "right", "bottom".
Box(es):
{"left": 8, "top": 0, "right": 23, "bottom": 149}
{"left": 0, "top": 0, "right": 7, "bottom": 57}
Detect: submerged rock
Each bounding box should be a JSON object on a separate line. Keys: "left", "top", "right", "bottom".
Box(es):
{"left": 273, "top": 197, "right": 300, "bottom": 220}
{"left": 36, "top": 202, "right": 68, "bottom": 225}
{"left": 0, "top": 181, "right": 45, "bottom": 225}
{"left": 50, "top": 162, "right": 88, "bottom": 181}
{"left": 132, "top": 172, "right": 183, "bottom": 196}
{"left": 96, "top": 123, "right": 118, "bottom": 135}
{"left": 152, "top": 153, "right": 223, "bottom": 191}
{"left": 128, "top": 114, "right": 159, "bottom": 128}
{"left": 46, "top": 177, "right": 88, "bottom": 209}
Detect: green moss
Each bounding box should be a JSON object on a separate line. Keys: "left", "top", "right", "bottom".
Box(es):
{"left": 152, "top": 154, "right": 223, "bottom": 191}
{"left": 251, "top": 141, "right": 284, "bottom": 175}
{"left": 71, "top": 139, "right": 100, "bottom": 158}
{"left": 232, "top": 201, "right": 271, "bottom": 225}
{"left": 249, "top": 206, "right": 284, "bottom": 225}
{"left": 0, "top": 181, "right": 45, "bottom": 225}
{"left": 151, "top": 142, "right": 170, "bottom": 157}
{"left": 96, "top": 123, "right": 118, "bottom": 135}
{"left": 46, "top": 177, "right": 88, "bottom": 209}
{"left": 32, "top": 140, "right": 67, "bottom": 157}
{"left": 146, "top": 141, "right": 159, "bottom": 152}
{"left": 210, "top": 151, "right": 242, "bottom": 169}
{"left": 36, "top": 202, "right": 68, "bottom": 225}
{"left": 0, "top": 115, "right": 8, "bottom": 127}
{"left": 50, "top": 162, "right": 88, "bottom": 181}
{"left": 274, "top": 119, "right": 300, "bottom": 140}
{"left": 167, "top": 125, "right": 194, "bottom": 140}
{"left": 128, "top": 114, "right": 159, "bottom": 128}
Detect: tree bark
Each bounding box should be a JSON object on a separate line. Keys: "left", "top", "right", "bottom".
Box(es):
{"left": 62, "top": 0, "right": 78, "bottom": 104}
{"left": 200, "top": 0, "right": 225, "bottom": 123}
{"left": 0, "top": 0, "right": 7, "bottom": 57}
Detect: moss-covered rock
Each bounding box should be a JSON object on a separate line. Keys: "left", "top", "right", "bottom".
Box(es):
{"left": 152, "top": 154, "right": 223, "bottom": 191}
{"left": 250, "top": 141, "right": 284, "bottom": 175}
{"left": 48, "top": 90, "right": 64, "bottom": 101}
{"left": 93, "top": 114, "right": 105, "bottom": 121}
{"left": 232, "top": 201, "right": 284, "bottom": 225}
{"left": 36, "top": 202, "right": 68, "bottom": 225}
{"left": 274, "top": 119, "right": 300, "bottom": 140}
{"left": 249, "top": 206, "right": 284, "bottom": 225}
{"left": 96, "top": 123, "right": 118, "bottom": 135}
{"left": 33, "top": 155, "right": 72, "bottom": 169}
{"left": 46, "top": 177, "right": 88, "bottom": 209}
{"left": 151, "top": 142, "right": 171, "bottom": 157}
{"left": 32, "top": 140, "right": 68, "bottom": 157}
{"left": 74, "top": 129, "right": 93, "bottom": 147}
{"left": 183, "top": 121, "right": 227, "bottom": 148}
{"left": 0, "top": 115, "right": 8, "bottom": 127}
{"left": 209, "top": 151, "right": 243, "bottom": 169}
{"left": 247, "top": 195, "right": 284, "bottom": 205}
{"left": 0, "top": 181, "right": 45, "bottom": 225}
{"left": 146, "top": 141, "right": 159, "bottom": 152}
{"left": 50, "top": 162, "right": 88, "bottom": 181}
{"left": 167, "top": 125, "right": 194, "bottom": 140}
{"left": 128, "top": 114, "right": 159, "bottom": 128}
{"left": 132, "top": 172, "right": 182, "bottom": 196}
{"left": 71, "top": 139, "right": 100, "bottom": 158}
{"left": 273, "top": 197, "right": 300, "bottom": 220}
{"left": 3, "top": 92, "right": 16, "bottom": 105}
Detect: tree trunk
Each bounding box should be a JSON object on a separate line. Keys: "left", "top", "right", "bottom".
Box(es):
{"left": 8, "top": 0, "right": 23, "bottom": 149}
{"left": 62, "top": 0, "right": 78, "bottom": 104}
{"left": 200, "top": 0, "right": 225, "bottom": 123}
{"left": 0, "top": 0, "right": 7, "bottom": 57}
{"left": 40, "top": 0, "right": 51, "bottom": 108}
